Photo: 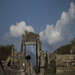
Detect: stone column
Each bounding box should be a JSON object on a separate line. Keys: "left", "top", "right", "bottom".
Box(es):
{"left": 21, "top": 40, "right": 26, "bottom": 58}
{"left": 39, "top": 51, "right": 45, "bottom": 75}
{"left": 36, "top": 40, "right": 41, "bottom": 72}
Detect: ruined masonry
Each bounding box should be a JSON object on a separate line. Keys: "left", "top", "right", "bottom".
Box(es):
{"left": 0, "top": 32, "right": 51, "bottom": 75}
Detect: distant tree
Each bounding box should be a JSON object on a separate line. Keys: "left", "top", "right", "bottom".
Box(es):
{"left": 71, "top": 38, "right": 75, "bottom": 44}
{"left": 0, "top": 45, "right": 14, "bottom": 60}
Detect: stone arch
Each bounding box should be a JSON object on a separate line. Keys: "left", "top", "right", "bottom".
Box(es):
{"left": 21, "top": 32, "right": 41, "bottom": 71}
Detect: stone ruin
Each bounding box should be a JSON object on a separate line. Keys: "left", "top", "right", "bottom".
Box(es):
{"left": 56, "top": 54, "right": 75, "bottom": 73}
{"left": 0, "top": 32, "right": 51, "bottom": 75}
{"left": 21, "top": 32, "right": 41, "bottom": 71}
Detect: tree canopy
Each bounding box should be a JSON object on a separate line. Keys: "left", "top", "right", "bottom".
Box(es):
{"left": 0, "top": 45, "right": 13, "bottom": 60}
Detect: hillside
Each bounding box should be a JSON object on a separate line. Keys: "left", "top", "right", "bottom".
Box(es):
{"left": 54, "top": 39, "right": 75, "bottom": 54}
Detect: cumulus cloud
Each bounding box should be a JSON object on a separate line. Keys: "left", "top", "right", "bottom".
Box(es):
{"left": 10, "top": 21, "right": 34, "bottom": 37}
{"left": 40, "top": 25, "right": 62, "bottom": 44}
{"left": 39, "top": 2, "right": 75, "bottom": 50}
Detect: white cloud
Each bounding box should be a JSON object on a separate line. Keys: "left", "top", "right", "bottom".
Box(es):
{"left": 2, "top": 2, "right": 75, "bottom": 51}
{"left": 10, "top": 21, "right": 34, "bottom": 37}
{"left": 39, "top": 2, "right": 75, "bottom": 48}
{"left": 39, "top": 25, "right": 62, "bottom": 44}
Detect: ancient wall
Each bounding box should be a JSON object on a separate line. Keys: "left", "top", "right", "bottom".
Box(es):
{"left": 56, "top": 54, "right": 75, "bottom": 73}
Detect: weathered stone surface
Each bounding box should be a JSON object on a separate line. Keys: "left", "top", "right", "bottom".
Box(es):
{"left": 56, "top": 54, "right": 75, "bottom": 73}
{"left": 0, "top": 32, "right": 51, "bottom": 75}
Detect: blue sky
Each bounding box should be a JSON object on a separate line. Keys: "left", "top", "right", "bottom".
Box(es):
{"left": 0, "top": 0, "right": 73, "bottom": 33}
{"left": 0, "top": 0, "right": 75, "bottom": 52}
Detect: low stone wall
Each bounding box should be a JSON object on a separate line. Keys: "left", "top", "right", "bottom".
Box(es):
{"left": 56, "top": 54, "right": 75, "bottom": 73}
{"left": 0, "top": 70, "right": 26, "bottom": 75}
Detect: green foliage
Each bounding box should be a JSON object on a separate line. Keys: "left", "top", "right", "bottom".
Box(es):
{"left": 0, "top": 45, "right": 13, "bottom": 60}
{"left": 55, "top": 44, "right": 72, "bottom": 54}
{"left": 55, "top": 38, "right": 75, "bottom": 54}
